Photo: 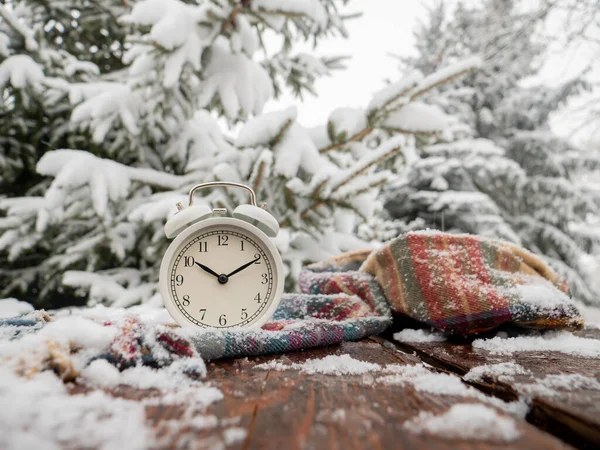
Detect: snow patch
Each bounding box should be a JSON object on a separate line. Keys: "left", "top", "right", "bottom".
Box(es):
{"left": 251, "top": 0, "right": 327, "bottom": 27}
{"left": 0, "top": 54, "right": 44, "bottom": 89}
{"left": 393, "top": 328, "right": 446, "bottom": 343}
{"left": 0, "top": 369, "right": 150, "bottom": 450}
{"left": 382, "top": 102, "right": 448, "bottom": 133}
{"left": 464, "top": 362, "right": 531, "bottom": 383}
{"left": 379, "top": 364, "right": 528, "bottom": 417}
{"left": 0, "top": 298, "right": 34, "bottom": 318}
{"left": 472, "top": 331, "right": 600, "bottom": 357}
{"left": 223, "top": 427, "right": 247, "bottom": 445}
{"left": 403, "top": 403, "right": 520, "bottom": 442}
{"left": 255, "top": 354, "right": 381, "bottom": 375}
{"left": 517, "top": 374, "right": 600, "bottom": 398}
{"left": 236, "top": 106, "right": 297, "bottom": 147}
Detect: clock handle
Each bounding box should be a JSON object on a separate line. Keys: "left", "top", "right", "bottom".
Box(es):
{"left": 187, "top": 182, "right": 258, "bottom": 207}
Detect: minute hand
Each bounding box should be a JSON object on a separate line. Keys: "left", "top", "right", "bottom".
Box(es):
{"left": 227, "top": 256, "right": 261, "bottom": 278}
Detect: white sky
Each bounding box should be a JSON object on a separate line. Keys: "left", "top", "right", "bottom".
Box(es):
{"left": 264, "top": 0, "right": 600, "bottom": 143}
{"left": 266, "top": 1, "right": 431, "bottom": 127}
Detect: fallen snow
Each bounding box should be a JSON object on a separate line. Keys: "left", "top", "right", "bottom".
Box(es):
{"left": 257, "top": 355, "right": 527, "bottom": 417}
{"left": 251, "top": 0, "right": 327, "bottom": 27}
{"left": 236, "top": 106, "right": 297, "bottom": 147}
{"left": 472, "top": 331, "right": 600, "bottom": 357}
{"left": 0, "top": 305, "right": 238, "bottom": 449}
{"left": 0, "top": 369, "right": 150, "bottom": 450}
{"left": 379, "top": 364, "right": 528, "bottom": 417}
{"left": 464, "top": 362, "right": 531, "bottom": 383}
{"left": 255, "top": 354, "right": 382, "bottom": 375}
{"left": 0, "top": 298, "right": 34, "bottom": 318}
{"left": 382, "top": 102, "right": 448, "bottom": 133}
{"left": 0, "top": 54, "right": 44, "bottom": 89}
{"left": 517, "top": 374, "right": 600, "bottom": 398}
{"left": 223, "top": 427, "right": 247, "bottom": 445}
{"left": 393, "top": 328, "right": 446, "bottom": 343}
{"left": 403, "top": 403, "right": 520, "bottom": 442}
{"left": 367, "top": 71, "right": 423, "bottom": 113}
{"left": 513, "top": 282, "right": 574, "bottom": 311}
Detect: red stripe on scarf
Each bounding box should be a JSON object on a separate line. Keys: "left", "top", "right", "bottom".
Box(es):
{"left": 408, "top": 233, "right": 446, "bottom": 322}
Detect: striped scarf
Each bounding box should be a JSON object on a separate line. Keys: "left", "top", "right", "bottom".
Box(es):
{"left": 1, "top": 231, "right": 583, "bottom": 370}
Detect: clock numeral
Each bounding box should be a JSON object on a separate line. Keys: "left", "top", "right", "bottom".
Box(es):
{"left": 219, "top": 314, "right": 227, "bottom": 326}
{"left": 218, "top": 235, "right": 228, "bottom": 246}
{"left": 254, "top": 253, "right": 261, "bottom": 264}
{"left": 261, "top": 273, "right": 268, "bottom": 284}
{"left": 175, "top": 274, "right": 184, "bottom": 286}
{"left": 199, "top": 309, "right": 206, "bottom": 320}
{"left": 254, "top": 293, "right": 261, "bottom": 303}
{"left": 182, "top": 295, "right": 190, "bottom": 306}
{"left": 241, "top": 308, "right": 248, "bottom": 320}
{"left": 184, "top": 256, "right": 195, "bottom": 267}
{"left": 240, "top": 240, "right": 244, "bottom": 251}
{"left": 199, "top": 241, "right": 207, "bottom": 252}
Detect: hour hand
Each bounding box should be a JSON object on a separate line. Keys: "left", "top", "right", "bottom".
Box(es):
{"left": 194, "top": 262, "right": 220, "bottom": 279}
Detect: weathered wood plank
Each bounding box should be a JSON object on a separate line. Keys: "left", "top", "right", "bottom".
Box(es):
{"left": 69, "top": 338, "right": 574, "bottom": 449}
{"left": 198, "top": 338, "right": 569, "bottom": 449}
{"left": 389, "top": 328, "right": 600, "bottom": 449}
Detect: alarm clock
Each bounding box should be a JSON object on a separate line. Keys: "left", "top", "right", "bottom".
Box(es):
{"left": 159, "top": 182, "right": 284, "bottom": 329}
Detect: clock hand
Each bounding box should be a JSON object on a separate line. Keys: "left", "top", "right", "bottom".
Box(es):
{"left": 194, "top": 262, "right": 220, "bottom": 279}
{"left": 226, "top": 255, "right": 261, "bottom": 278}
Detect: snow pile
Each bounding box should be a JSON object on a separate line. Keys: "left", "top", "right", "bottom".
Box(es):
{"left": 0, "top": 305, "right": 242, "bottom": 449}
{"left": 512, "top": 281, "right": 575, "bottom": 314}
{"left": 464, "top": 362, "right": 531, "bottom": 383}
{"left": 256, "top": 355, "right": 527, "bottom": 417}
{"left": 403, "top": 403, "right": 520, "bottom": 442}
{"left": 393, "top": 328, "right": 446, "bottom": 343}
{"left": 0, "top": 54, "right": 44, "bottom": 88}
{"left": 79, "top": 359, "right": 223, "bottom": 409}
{"left": 0, "top": 298, "right": 34, "bottom": 318}
{"left": 517, "top": 374, "right": 600, "bottom": 398}
{"left": 251, "top": 0, "right": 327, "bottom": 28}
{"left": 472, "top": 331, "right": 600, "bottom": 357}
{"left": 0, "top": 369, "right": 150, "bottom": 450}
{"left": 197, "top": 37, "right": 273, "bottom": 119}
{"left": 382, "top": 102, "right": 448, "bottom": 133}
{"left": 367, "top": 72, "right": 422, "bottom": 113}
{"left": 379, "top": 364, "right": 528, "bottom": 417}
{"left": 255, "top": 354, "right": 382, "bottom": 375}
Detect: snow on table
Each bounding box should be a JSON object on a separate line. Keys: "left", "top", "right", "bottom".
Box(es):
{"left": 0, "top": 304, "right": 569, "bottom": 450}
{"left": 392, "top": 327, "right": 600, "bottom": 449}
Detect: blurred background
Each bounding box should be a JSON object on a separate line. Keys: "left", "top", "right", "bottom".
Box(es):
{"left": 0, "top": 0, "right": 599, "bottom": 313}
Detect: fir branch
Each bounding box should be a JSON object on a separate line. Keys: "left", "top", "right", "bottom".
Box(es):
{"left": 330, "top": 145, "right": 403, "bottom": 193}
{"left": 270, "top": 118, "right": 294, "bottom": 146}
{"left": 251, "top": 159, "right": 266, "bottom": 193}
{"left": 318, "top": 127, "right": 372, "bottom": 153}
{"left": 0, "top": 4, "right": 38, "bottom": 52}
{"left": 409, "top": 66, "right": 478, "bottom": 100}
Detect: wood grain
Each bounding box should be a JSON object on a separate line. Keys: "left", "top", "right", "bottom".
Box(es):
{"left": 76, "top": 338, "right": 574, "bottom": 450}
{"left": 388, "top": 328, "right": 600, "bottom": 449}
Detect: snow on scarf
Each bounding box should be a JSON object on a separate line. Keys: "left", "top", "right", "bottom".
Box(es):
{"left": 0, "top": 231, "right": 582, "bottom": 378}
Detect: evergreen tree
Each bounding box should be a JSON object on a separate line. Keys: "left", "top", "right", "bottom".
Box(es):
{"left": 0, "top": 0, "right": 476, "bottom": 308}
{"left": 383, "top": 0, "right": 600, "bottom": 305}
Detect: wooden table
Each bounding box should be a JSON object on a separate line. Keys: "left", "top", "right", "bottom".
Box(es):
{"left": 84, "top": 328, "right": 600, "bottom": 450}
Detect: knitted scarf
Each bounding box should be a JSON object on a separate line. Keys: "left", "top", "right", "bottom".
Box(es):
{"left": 1, "top": 232, "right": 583, "bottom": 371}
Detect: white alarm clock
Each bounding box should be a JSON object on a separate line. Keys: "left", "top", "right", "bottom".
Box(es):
{"left": 159, "top": 182, "right": 284, "bottom": 329}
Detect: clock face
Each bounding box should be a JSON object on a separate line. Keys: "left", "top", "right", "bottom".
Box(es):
{"left": 166, "top": 222, "right": 279, "bottom": 328}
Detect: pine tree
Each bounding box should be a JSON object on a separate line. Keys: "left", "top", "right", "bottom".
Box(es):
{"left": 383, "top": 0, "right": 600, "bottom": 305}
{"left": 0, "top": 0, "right": 477, "bottom": 308}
